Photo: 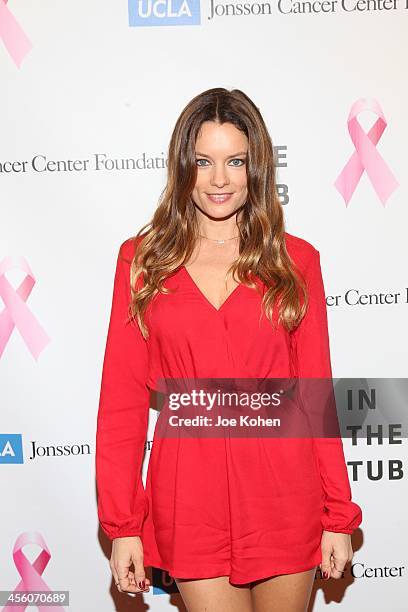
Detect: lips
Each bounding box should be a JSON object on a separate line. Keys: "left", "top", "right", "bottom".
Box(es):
{"left": 206, "top": 193, "right": 233, "bottom": 203}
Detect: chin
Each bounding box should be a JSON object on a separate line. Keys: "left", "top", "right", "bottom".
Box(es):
{"left": 205, "top": 205, "right": 238, "bottom": 219}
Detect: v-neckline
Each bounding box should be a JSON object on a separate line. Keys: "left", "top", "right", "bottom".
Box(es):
{"left": 182, "top": 266, "right": 242, "bottom": 313}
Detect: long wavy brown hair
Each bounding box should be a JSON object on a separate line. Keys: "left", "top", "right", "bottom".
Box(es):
{"left": 127, "top": 87, "right": 308, "bottom": 340}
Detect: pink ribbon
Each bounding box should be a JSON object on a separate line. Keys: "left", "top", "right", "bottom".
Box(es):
{"left": 0, "top": 1, "right": 32, "bottom": 67}
{"left": 2, "top": 532, "right": 66, "bottom": 612}
{"left": 334, "top": 98, "right": 399, "bottom": 206}
{"left": 0, "top": 256, "right": 50, "bottom": 359}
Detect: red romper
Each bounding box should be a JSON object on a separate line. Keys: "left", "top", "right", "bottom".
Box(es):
{"left": 95, "top": 232, "right": 362, "bottom": 584}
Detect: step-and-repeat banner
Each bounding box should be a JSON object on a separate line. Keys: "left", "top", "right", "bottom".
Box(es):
{"left": 1, "top": 2, "right": 407, "bottom": 610}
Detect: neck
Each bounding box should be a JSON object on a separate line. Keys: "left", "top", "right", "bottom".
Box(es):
{"left": 197, "top": 214, "right": 241, "bottom": 241}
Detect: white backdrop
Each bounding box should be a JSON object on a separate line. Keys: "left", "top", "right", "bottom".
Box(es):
{"left": 1, "top": 1, "right": 407, "bottom": 610}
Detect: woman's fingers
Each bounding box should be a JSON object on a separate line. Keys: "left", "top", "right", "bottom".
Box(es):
{"left": 331, "top": 553, "right": 348, "bottom": 578}
{"left": 321, "top": 531, "right": 354, "bottom": 580}
{"left": 116, "top": 566, "right": 151, "bottom": 593}
{"left": 110, "top": 537, "right": 151, "bottom": 594}
{"left": 127, "top": 570, "right": 137, "bottom": 587}
{"left": 109, "top": 561, "right": 122, "bottom": 592}
{"left": 331, "top": 541, "right": 352, "bottom": 579}
{"left": 128, "top": 570, "right": 151, "bottom": 591}
{"left": 320, "top": 540, "right": 332, "bottom": 580}
{"left": 116, "top": 568, "right": 149, "bottom": 593}
{"left": 110, "top": 559, "right": 150, "bottom": 593}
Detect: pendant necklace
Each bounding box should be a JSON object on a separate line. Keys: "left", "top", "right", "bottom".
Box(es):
{"left": 199, "top": 234, "right": 240, "bottom": 245}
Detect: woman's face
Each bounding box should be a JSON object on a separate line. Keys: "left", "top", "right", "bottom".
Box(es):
{"left": 191, "top": 120, "right": 248, "bottom": 220}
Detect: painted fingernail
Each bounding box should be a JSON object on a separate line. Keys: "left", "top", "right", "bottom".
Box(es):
{"left": 138, "top": 580, "right": 146, "bottom": 590}
{"left": 323, "top": 571, "right": 329, "bottom": 579}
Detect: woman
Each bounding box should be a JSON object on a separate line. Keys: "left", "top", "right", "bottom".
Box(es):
{"left": 95, "top": 87, "right": 362, "bottom": 611}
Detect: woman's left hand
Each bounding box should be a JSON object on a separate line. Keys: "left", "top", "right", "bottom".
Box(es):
{"left": 320, "top": 530, "right": 354, "bottom": 580}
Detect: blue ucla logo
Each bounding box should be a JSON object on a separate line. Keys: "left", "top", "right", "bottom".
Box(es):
{"left": 0, "top": 434, "right": 24, "bottom": 464}
{"left": 128, "top": 0, "right": 201, "bottom": 27}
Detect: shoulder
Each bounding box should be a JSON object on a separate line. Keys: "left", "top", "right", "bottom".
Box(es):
{"left": 118, "top": 232, "right": 149, "bottom": 264}
{"left": 284, "top": 231, "right": 319, "bottom": 271}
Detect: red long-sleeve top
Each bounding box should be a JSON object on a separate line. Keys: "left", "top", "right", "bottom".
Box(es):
{"left": 95, "top": 232, "right": 362, "bottom": 583}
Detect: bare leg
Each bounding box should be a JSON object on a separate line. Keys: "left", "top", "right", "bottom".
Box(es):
{"left": 250, "top": 567, "right": 316, "bottom": 612}
{"left": 174, "top": 575, "right": 253, "bottom": 612}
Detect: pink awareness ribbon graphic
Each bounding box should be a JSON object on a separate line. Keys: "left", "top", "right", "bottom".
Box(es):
{"left": 2, "top": 532, "right": 66, "bottom": 612}
{"left": 0, "top": 1, "right": 32, "bottom": 67}
{"left": 0, "top": 256, "right": 50, "bottom": 359}
{"left": 334, "top": 98, "right": 399, "bottom": 206}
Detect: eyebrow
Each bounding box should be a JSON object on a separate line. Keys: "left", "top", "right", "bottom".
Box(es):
{"left": 195, "top": 151, "right": 248, "bottom": 159}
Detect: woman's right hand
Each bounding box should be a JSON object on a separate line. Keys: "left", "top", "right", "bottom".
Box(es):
{"left": 110, "top": 536, "right": 151, "bottom": 594}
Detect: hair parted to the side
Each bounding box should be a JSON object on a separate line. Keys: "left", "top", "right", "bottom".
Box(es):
{"left": 127, "top": 87, "right": 308, "bottom": 340}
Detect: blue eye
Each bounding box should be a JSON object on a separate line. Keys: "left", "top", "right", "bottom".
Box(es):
{"left": 195, "top": 158, "right": 246, "bottom": 167}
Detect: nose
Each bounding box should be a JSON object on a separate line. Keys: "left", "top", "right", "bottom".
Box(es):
{"left": 210, "top": 163, "right": 230, "bottom": 188}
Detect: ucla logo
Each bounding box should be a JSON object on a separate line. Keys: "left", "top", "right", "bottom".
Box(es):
{"left": 128, "top": 0, "right": 201, "bottom": 27}
{"left": 0, "top": 434, "right": 24, "bottom": 464}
